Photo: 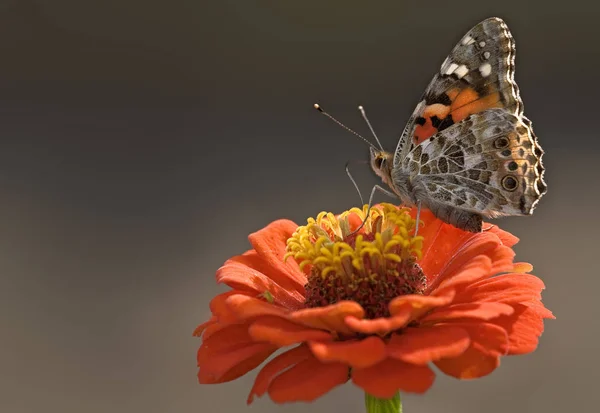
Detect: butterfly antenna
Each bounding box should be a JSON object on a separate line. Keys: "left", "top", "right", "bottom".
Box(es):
{"left": 313, "top": 104, "right": 377, "bottom": 149}
{"left": 358, "top": 105, "right": 385, "bottom": 151}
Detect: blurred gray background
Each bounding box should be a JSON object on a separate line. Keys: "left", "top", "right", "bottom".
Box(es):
{"left": 1, "top": 1, "right": 598, "bottom": 412}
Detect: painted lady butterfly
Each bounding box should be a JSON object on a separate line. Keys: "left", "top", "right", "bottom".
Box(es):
{"left": 364, "top": 17, "right": 547, "bottom": 233}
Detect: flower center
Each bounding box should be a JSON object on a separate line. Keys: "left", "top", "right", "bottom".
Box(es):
{"left": 285, "top": 204, "right": 426, "bottom": 319}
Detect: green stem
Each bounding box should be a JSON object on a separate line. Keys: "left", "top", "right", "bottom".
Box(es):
{"left": 364, "top": 392, "right": 402, "bottom": 413}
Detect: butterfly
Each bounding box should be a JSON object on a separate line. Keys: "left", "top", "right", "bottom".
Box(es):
{"left": 366, "top": 17, "right": 547, "bottom": 233}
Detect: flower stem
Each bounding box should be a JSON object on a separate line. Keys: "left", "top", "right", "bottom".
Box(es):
{"left": 364, "top": 392, "right": 402, "bottom": 413}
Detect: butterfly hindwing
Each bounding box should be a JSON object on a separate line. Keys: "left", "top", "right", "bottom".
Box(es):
{"left": 398, "top": 108, "right": 546, "bottom": 221}
{"left": 393, "top": 17, "right": 522, "bottom": 168}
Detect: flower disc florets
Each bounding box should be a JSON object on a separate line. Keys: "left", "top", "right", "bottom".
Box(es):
{"left": 285, "top": 204, "right": 426, "bottom": 319}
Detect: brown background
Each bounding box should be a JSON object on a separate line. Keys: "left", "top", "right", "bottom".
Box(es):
{"left": 1, "top": 1, "right": 598, "bottom": 412}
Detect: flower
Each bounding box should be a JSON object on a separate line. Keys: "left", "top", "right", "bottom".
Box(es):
{"left": 194, "top": 204, "right": 553, "bottom": 403}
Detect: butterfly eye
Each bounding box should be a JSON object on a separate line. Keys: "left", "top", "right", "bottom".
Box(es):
{"left": 375, "top": 156, "right": 385, "bottom": 169}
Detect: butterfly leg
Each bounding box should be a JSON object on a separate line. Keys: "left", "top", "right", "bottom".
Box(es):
{"left": 350, "top": 184, "right": 398, "bottom": 236}
{"left": 414, "top": 201, "right": 422, "bottom": 236}
{"left": 345, "top": 160, "right": 369, "bottom": 206}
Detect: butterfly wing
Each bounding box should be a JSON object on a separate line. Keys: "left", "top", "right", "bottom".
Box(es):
{"left": 393, "top": 17, "right": 522, "bottom": 167}
{"left": 399, "top": 108, "right": 546, "bottom": 222}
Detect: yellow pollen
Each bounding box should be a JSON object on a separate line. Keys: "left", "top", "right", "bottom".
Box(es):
{"left": 284, "top": 203, "right": 423, "bottom": 280}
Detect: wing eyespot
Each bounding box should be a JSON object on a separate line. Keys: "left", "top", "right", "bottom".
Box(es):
{"left": 493, "top": 137, "right": 510, "bottom": 149}
{"left": 501, "top": 175, "right": 519, "bottom": 191}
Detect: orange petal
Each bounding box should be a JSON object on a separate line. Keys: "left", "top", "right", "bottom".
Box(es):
{"left": 248, "top": 316, "right": 333, "bottom": 346}
{"left": 426, "top": 232, "right": 501, "bottom": 293}
{"left": 488, "top": 245, "right": 516, "bottom": 275}
{"left": 344, "top": 313, "right": 411, "bottom": 336}
{"left": 389, "top": 291, "right": 455, "bottom": 321}
{"left": 267, "top": 354, "right": 349, "bottom": 403}
{"left": 217, "top": 259, "right": 305, "bottom": 309}
{"left": 289, "top": 301, "right": 365, "bottom": 335}
{"left": 248, "top": 219, "right": 307, "bottom": 293}
{"left": 387, "top": 325, "right": 470, "bottom": 365}
{"left": 455, "top": 273, "right": 546, "bottom": 305}
{"left": 197, "top": 323, "right": 277, "bottom": 383}
{"left": 207, "top": 290, "right": 255, "bottom": 324}
{"left": 512, "top": 262, "right": 534, "bottom": 273}
{"left": 417, "top": 210, "right": 474, "bottom": 280}
{"left": 492, "top": 304, "right": 548, "bottom": 355}
{"left": 526, "top": 301, "right": 555, "bottom": 319}
{"left": 200, "top": 322, "right": 228, "bottom": 341}
{"left": 421, "top": 302, "right": 514, "bottom": 323}
{"left": 247, "top": 345, "right": 312, "bottom": 404}
{"left": 225, "top": 294, "right": 288, "bottom": 322}
{"left": 198, "top": 343, "right": 276, "bottom": 383}
{"left": 352, "top": 358, "right": 436, "bottom": 397}
{"left": 308, "top": 336, "right": 387, "bottom": 368}
{"left": 434, "top": 346, "right": 499, "bottom": 379}
{"left": 433, "top": 255, "right": 492, "bottom": 296}
{"left": 197, "top": 324, "right": 257, "bottom": 365}
{"left": 447, "top": 322, "right": 509, "bottom": 357}
{"left": 486, "top": 224, "right": 519, "bottom": 247}
{"left": 193, "top": 315, "right": 217, "bottom": 337}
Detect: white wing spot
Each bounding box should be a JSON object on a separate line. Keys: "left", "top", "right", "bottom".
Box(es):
{"left": 479, "top": 41, "right": 486, "bottom": 47}
{"left": 479, "top": 62, "right": 492, "bottom": 77}
{"left": 444, "top": 62, "right": 459, "bottom": 76}
{"left": 483, "top": 51, "right": 491, "bottom": 59}
{"left": 462, "top": 35, "right": 475, "bottom": 45}
{"left": 440, "top": 57, "right": 450, "bottom": 74}
{"left": 454, "top": 64, "right": 469, "bottom": 79}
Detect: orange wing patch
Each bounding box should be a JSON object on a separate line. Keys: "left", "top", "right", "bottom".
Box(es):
{"left": 412, "top": 86, "right": 503, "bottom": 146}
{"left": 449, "top": 87, "right": 502, "bottom": 123}
{"left": 413, "top": 104, "right": 451, "bottom": 145}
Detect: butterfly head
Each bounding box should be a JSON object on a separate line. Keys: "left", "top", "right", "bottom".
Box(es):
{"left": 369, "top": 147, "right": 394, "bottom": 184}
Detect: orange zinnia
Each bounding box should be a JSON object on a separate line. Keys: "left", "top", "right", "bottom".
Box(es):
{"left": 194, "top": 204, "right": 553, "bottom": 406}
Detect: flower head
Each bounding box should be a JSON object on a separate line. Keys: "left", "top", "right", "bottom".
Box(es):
{"left": 194, "top": 204, "right": 553, "bottom": 403}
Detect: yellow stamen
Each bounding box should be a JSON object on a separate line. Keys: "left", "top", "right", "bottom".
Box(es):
{"left": 285, "top": 203, "right": 423, "bottom": 280}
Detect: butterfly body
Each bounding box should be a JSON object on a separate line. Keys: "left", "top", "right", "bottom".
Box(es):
{"left": 370, "top": 17, "right": 546, "bottom": 232}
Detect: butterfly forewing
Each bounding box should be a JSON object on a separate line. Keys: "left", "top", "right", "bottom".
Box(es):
{"left": 393, "top": 17, "right": 522, "bottom": 168}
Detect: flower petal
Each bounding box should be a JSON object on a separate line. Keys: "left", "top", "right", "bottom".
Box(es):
{"left": 455, "top": 273, "right": 546, "bottom": 305}
{"left": 426, "top": 232, "right": 501, "bottom": 293}
{"left": 248, "top": 219, "right": 307, "bottom": 293}
{"left": 308, "top": 336, "right": 387, "bottom": 368}
{"left": 207, "top": 290, "right": 255, "bottom": 325}
{"left": 247, "top": 345, "right": 312, "bottom": 404}
{"left": 417, "top": 210, "right": 474, "bottom": 280}
{"left": 447, "top": 322, "right": 509, "bottom": 357}
{"left": 193, "top": 315, "right": 217, "bottom": 337}
{"left": 289, "top": 301, "right": 365, "bottom": 335}
{"left": 387, "top": 325, "right": 470, "bottom": 365}
{"left": 197, "top": 324, "right": 277, "bottom": 383}
{"left": 198, "top": 343, "right": 276, "bottom": 383}
{"left": 512, "top": 262, "right": 533, "bottom": 273}
{"left": 389, "top": 290, "right": 455, "bottom": 322}
{"left": 433, "top": 255, "right": 492, "bottom": 296}
{"left": 225, "top": 294, "right": 288, "bottom": 322}
{"left": 492, "top": 304, "right": 549, "bottom": 355}
{"left": 486, "top": 224, "right": 519, "bottom": 247}
{"left": 248, "top": 316, "right": 333, "bottom": 346}
{"left": 344, "top": 313, "right": 411, "bottom": 336}
{"left": 421, "top": 302, "right": 514, "bottom": 323}
{"left": 434, "top": 346, "right": 499, "bottom": 379}
{"left": 352, "top": 358, "right": 436, "bottom": 398}
{"left": 267, "top": 354, "right": 349, "bottom": 403}
{"left": 488, "top": 245, "right": 516, "bottom": 275}
{"left": 217, "top": 256, "right": 305, "bottom": 309}
{"left": 200, "top": 322, "right": 228, "bottom": 341}
{"left": 197, "top": 324, "right": 252, "bottom": 365}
